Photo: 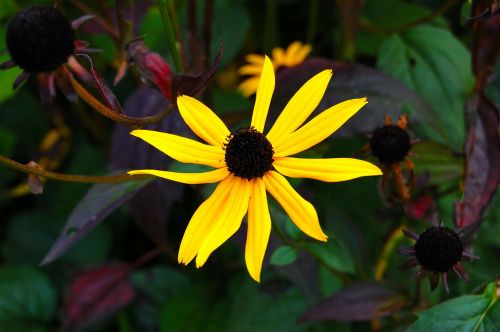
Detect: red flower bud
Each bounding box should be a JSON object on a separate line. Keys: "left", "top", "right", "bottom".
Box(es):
{"left": 127, "top": 39, "right": 172, "bottom": 99}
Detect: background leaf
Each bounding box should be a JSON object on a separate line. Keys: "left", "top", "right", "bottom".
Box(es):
{"left": 64, "top": 264, "right": 135, "bottom": 331}
{"left": 408, "top": 281, "right": 500, "bottom": 331}
{"left": 270, "top": 245, "right": 298, "bottom": 266}
{"left": 272, "top": 59, "right": 436, "bottom": 139}
{"left": 0, "top": 265, "right": 57, "bottom": 332}
{"left": 301, "top": 282, "right": 406, "bottom": 322}
{"left": 377, "top": 24, "right": 474, "bottom": 149}
{"left": 41, "top": 178, "right": 150, "bottom": 265}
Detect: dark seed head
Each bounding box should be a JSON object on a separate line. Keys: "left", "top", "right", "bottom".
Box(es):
{"left": 415, "top": 226, "right": 463, "bottom": 273}
{"left": 370, "top": 125, "right": 411, "bottom": 164}
{"left": 6, "top": 6, "right": 75, "bottom": 73}
{"left": 224, "top": 127, "right": 274, "bottom": 179}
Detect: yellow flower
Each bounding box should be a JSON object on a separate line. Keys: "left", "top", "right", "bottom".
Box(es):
{"left": 238, "top": 41, "right": 312, "bottom": 97}
{"left": 128, "top": 56, "right": 382, "bottom": 282}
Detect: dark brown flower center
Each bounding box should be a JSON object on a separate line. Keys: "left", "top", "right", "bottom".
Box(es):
{"left": 415, "top": 226, "right": 463, "bottom": 273}
{"left": 224, "top": 127, "right": 274, "bottom": 179}
{"left": 370, "top": 125, "right": 411, "bottom": 164}
{"left": 6, "top": 6, "right": 75, "bottom": 73}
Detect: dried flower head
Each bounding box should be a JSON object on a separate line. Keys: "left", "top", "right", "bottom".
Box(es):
{"left": 399, "top": 223, "right": 477, "bottom": 292}
{"left": 6, "top": 6, "right": 75, "bottom": 73}
{"left": 1, "top": 5, "right": 96, "bottom": 103}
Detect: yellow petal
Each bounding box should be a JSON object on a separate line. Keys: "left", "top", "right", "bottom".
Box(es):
{"left": 251, "top": 56, "right": 275, "bottom": 132}
{"left": 272, "top": 47, "right": 285, "bottom": 67}
{"left": 267, "top": 69, "right": 332, "bottom": 146}
{"left": 245, "top": 178, "right": 271, "bottom": 282}
{"left": 293, "top": 44, "right": 312, "bottom": 64}
{"left": 284, "top": 41, "right": 303, "bottom": 64}
{"left": 238, "top": 64, "right": 263, "bottom": 76}
{"left": 178, "top": 176, "right": 234, "bottom": 264}
{"left": 128, "top": 167, "right": 229, "bottom": 184}
{"left": 177, "top": 95, "right": 230, "bottom": 147}
{"left": 238, "top": 76, "right": 260, "bottom": 97}
{"left": 263, "top": 171, "right": 327, "bottom": 241}
{"left": 196, "top": 176, "right": 251, "bottom": 267}
{"left": 274, "top": 98, "right": 368, "bottom": 157}
{"left": 273, "top": 157, "right": 382, "bottom": 182}
{"left": 245, "top": 54, "right": 265, "bottom": 65}
{"left": 131, "top": 130, "right": 225, "bottom": 168}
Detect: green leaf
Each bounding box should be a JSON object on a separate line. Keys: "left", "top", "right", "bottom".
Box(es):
{"left": 160, "top": 285, "right": 227, "bottom": 332}
{"left": 131, "top": 266, "right": 190, "bottom": 330}
{"left": 0, "top": 265, "right": 57, "bottom": 332}
{"left": 377, "top": 25, "right": 474, "bottom": 149}
{"left": 212, "top": 87, "right": 251, "bottom": 116}
{"left": 412, "top": 141, "right": 463, "bottom": 184}
{"left": 2, "top": 211, "right": 111, "bottom": 267}
{"left": 160, "top": 277, "right": 311, "bottom": 332}
{"left": 0, "top": 28, "right": 22, "bottom": 103}
{"left": 270, "top": 245, "right": 298, "bottom": 266}
{"left": 0, "top": 126, "right": 16, "bottom": 186}
{"left": 485, "top": 61, "right": 500, "bottom": 110}
{"left": 304, "top": 236, "right": 356, "bottom": 274}
{"left": 225, "top": 281, "right": 310, "bottom": 332}
{"left": 210, "top": 0, "right": 249, "bottom": 67}
{"left": 357, "top": 0, "right": 447, "bottom": 56}
{"left": 41, "top": 177, "right": 150, "bottom": 265}
{"left": 0, "top": 0, "right": 17, "bottom": 19}
{"left": 0, "top": 126, "right": 15, "bottom": 155}
{"left": 408, "top": 282, "right": 500, "bottom": 331}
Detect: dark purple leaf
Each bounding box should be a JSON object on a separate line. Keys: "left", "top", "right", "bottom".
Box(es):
{"left": 172, "top": 42, "right": 223, "bottom": 98}
{"left": 270, "top": 58, "right": 436, "bottom": 138}
{"left": 454, "top": 95, "right": 500, "bottom": 228}
{"left": 79, "top": 1, "right": 153, "bottom": 37}
{"left": 89, "top": 64, "right": 124, "bottom": 114}
{"left": 64, "top": 264, "right": 135, "bottom": 331}
{"left": 40, "top": 177, "right": 150, "bottom": 265}
{"left": 471, "top": 6, "right": 500, "bottom": 90}
{"left": 300, "top": 282, "right": 406, "bottom": 321}
{"left": 109, "top": 86, "right": 187, "bottom": 245}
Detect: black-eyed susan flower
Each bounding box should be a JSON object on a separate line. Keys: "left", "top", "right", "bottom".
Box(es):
{"left": 399, "top": 224, "right": 477, "bottom": 292}
{"left": 128, "top": 56, "right": 382, "bottom": 282}
{"left": 238, "top": 41, "right": 311, "bottom": 97}
{"left": 0, "top": 5, "right": 95, "bottom": 103}
{"left": 368, "top": 114, "right": 417, "bottom": 202}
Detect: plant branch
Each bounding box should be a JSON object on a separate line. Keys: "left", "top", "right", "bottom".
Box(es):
{"left": 0, "top": 154, "right": 150, "bottom": 183}
{"left": 70, "top": 76, "right": 172, "bottom": 127}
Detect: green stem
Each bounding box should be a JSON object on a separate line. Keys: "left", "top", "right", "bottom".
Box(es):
{"left": 0, "top": 154, "right": 150, "bottom": 184}
{"left": 264, "top": 0, "right": 278, "bottom": 53}
{"left": 307, "top": 0, "right": 319, "bottom": 44}
{"left": 157, "top": 0, "right": 185, "bottom": 71}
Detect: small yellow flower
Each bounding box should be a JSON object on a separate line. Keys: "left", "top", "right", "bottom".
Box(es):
{"left": 128, "top": 56, "right": 382, "bottom": 282}
{"left": 238, "top": 41, "right": 312, "bottom": 97}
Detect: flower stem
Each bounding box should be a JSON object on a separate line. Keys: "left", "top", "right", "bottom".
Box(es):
{"left": 306, "top": 0, "right": 319, "bottom": 44}
{"left": 0, "top": 154, "right": 150, "bottom": 183}
{"left": 157, "top": 0, "right": 185, "bottom": 72}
